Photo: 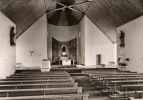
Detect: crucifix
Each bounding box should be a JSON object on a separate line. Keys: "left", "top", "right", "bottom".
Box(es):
{"left": 29, "top": 50, "right": 34, "bottom": 56}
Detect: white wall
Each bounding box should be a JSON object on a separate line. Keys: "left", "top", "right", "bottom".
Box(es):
{"left": 93, "top": 16, "right": 117, "bottom": 43}
{"left": 16, "top": 14, "right": 47, "bottom": 68}
{"left": 117, "top": 16, "right": 143, "bottom": 73}
{"left": 16, "top": 14, "right": 117, "bottom": 68}
{"left": 80, "top": 16, "right": 117, "bottom": 66}
{"left": 0, "top": 12, "right": 16, "bottom": 79}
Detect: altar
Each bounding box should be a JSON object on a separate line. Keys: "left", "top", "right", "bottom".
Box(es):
{"left": 62, "top": 59, "right": 71, "bottom": 65}
{"left": 51, "top": 38, "right": 77, "bottom": 65}
{"left": 60, "top": 56, "right": 71, "bottom": 66}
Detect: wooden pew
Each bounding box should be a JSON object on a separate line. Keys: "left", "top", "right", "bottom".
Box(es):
{"left": 120, "top": 84, "right": 143, "bottom": 91}
{"left": 13, "top": 72, "right": 70, "bottom": 78}
{"left": 102, "top": 77, "right": 143, "bottom": 91}
{"left": 0, "top": 87, "right": 82, "bottom": 97}
{"left": 109, "top": 94, "right": 129, "bottom": 100}
{"left": 116, "top": 90, "right": 143, "bottom": 98}
{"left": 89, "top": 72, "right": 143, "bottom": 94}
{"left": 97, "top": 77, "right": 143, "bottom": 86}
{"left": 102, "top": 76, "right": 143, "bottom": 80}
{"left": 130, "top": 97, "right": 143, "bottom": 100}
{"left": 91, "top": 74, "right": 143, "bottom": 79}
{"left": 10, "top": 73, "right": 71, "bottom": 79}
{"left": 7, "top": 76, "right": 70, "bottom": 79}
{"left": 51, "top": 67, "right": 82, "bottom": 73}
{"left": 0, "top": 70, "right": 89, "bottom": 100}
{"left": 0, "top": 82, "right": 78, "bottom": 90}
{"left": 84, "top": 69, "right": 143, "bottom": 100}
{"left": 110, "top": 80, "right": 143, "bottom": 85}
{"left": 4, "top": 77, "right": 72, "bottom": 81}
{"left": 13, "top": 72, "right": 70, "bottom": 76}
{"left": 0, "top": 78, "right": 74, "bottom": 85}
{"left": 10, "top": 75, "right": 70, "bottom": 78}
{"left": 14, "top": 74, "right": 70, "bottom": 77}
{"left": 90, "top": 73, "right": 143, "bottom": 80}
{"left": 87, "top": 72, "right": 143, "bottom": 82}
{"left": 15, "top": 71, "right": 68, "bottom": 74}
{"left": 111, "top": 84, "right": 143, "bottom": 99}
{"left": 103, "top": 76, "right": 143, "bottom": 100}
{"left": 89, "top": 73, "right": 143, "bottom": 87}
{"left": 91, "top": 76, "right": 143, "bottom": 83}
{"left": 0, "top": 94, "right": 88, "bottom": 100}
{"left": 84, "top": 71, "right": 137, "bottom": 76}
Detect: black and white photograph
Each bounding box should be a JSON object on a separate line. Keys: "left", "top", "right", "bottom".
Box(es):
{"left": 0, "top": 0, "right": 143, "bottom": 100}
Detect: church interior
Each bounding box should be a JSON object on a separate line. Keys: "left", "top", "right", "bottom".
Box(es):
{"left": 0, "top": 0, "right": 143, "bottom": 100}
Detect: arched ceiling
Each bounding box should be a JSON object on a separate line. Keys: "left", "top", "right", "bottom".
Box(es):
{"left": 0, "top": 0, "right": 143, "bottom": 38}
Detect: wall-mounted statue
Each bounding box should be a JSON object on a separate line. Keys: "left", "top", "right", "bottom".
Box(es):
{"left": 10, "top": 26, "right": 16, "bottom": 46}
{"left": 119, "top": 30, "right": 125, "bottom": 48}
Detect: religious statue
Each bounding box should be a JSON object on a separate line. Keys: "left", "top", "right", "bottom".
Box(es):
{"left": 10, "top": 26, "right": 16, "bottom": 46}
{"left": 119, "top": 31, "right": 125, "bottom": 48}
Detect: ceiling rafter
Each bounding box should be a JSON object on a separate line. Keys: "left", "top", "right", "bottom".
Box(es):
{"left": 0, "top": 0, "right": 142, "bottom": 39}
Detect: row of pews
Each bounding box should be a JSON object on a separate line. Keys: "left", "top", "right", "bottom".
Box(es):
{"left": 83, "top": 69, "right": 143, "bottom": 100}
{"left": 8, "top": 67, "right": 143, "bottom": 100}
{"left": 0, "top": 70, "right": 88, "bottom": 100}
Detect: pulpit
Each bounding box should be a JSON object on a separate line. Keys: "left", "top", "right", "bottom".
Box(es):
{"left": 41, "top": 59, "right": 51, "bottom": 72}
